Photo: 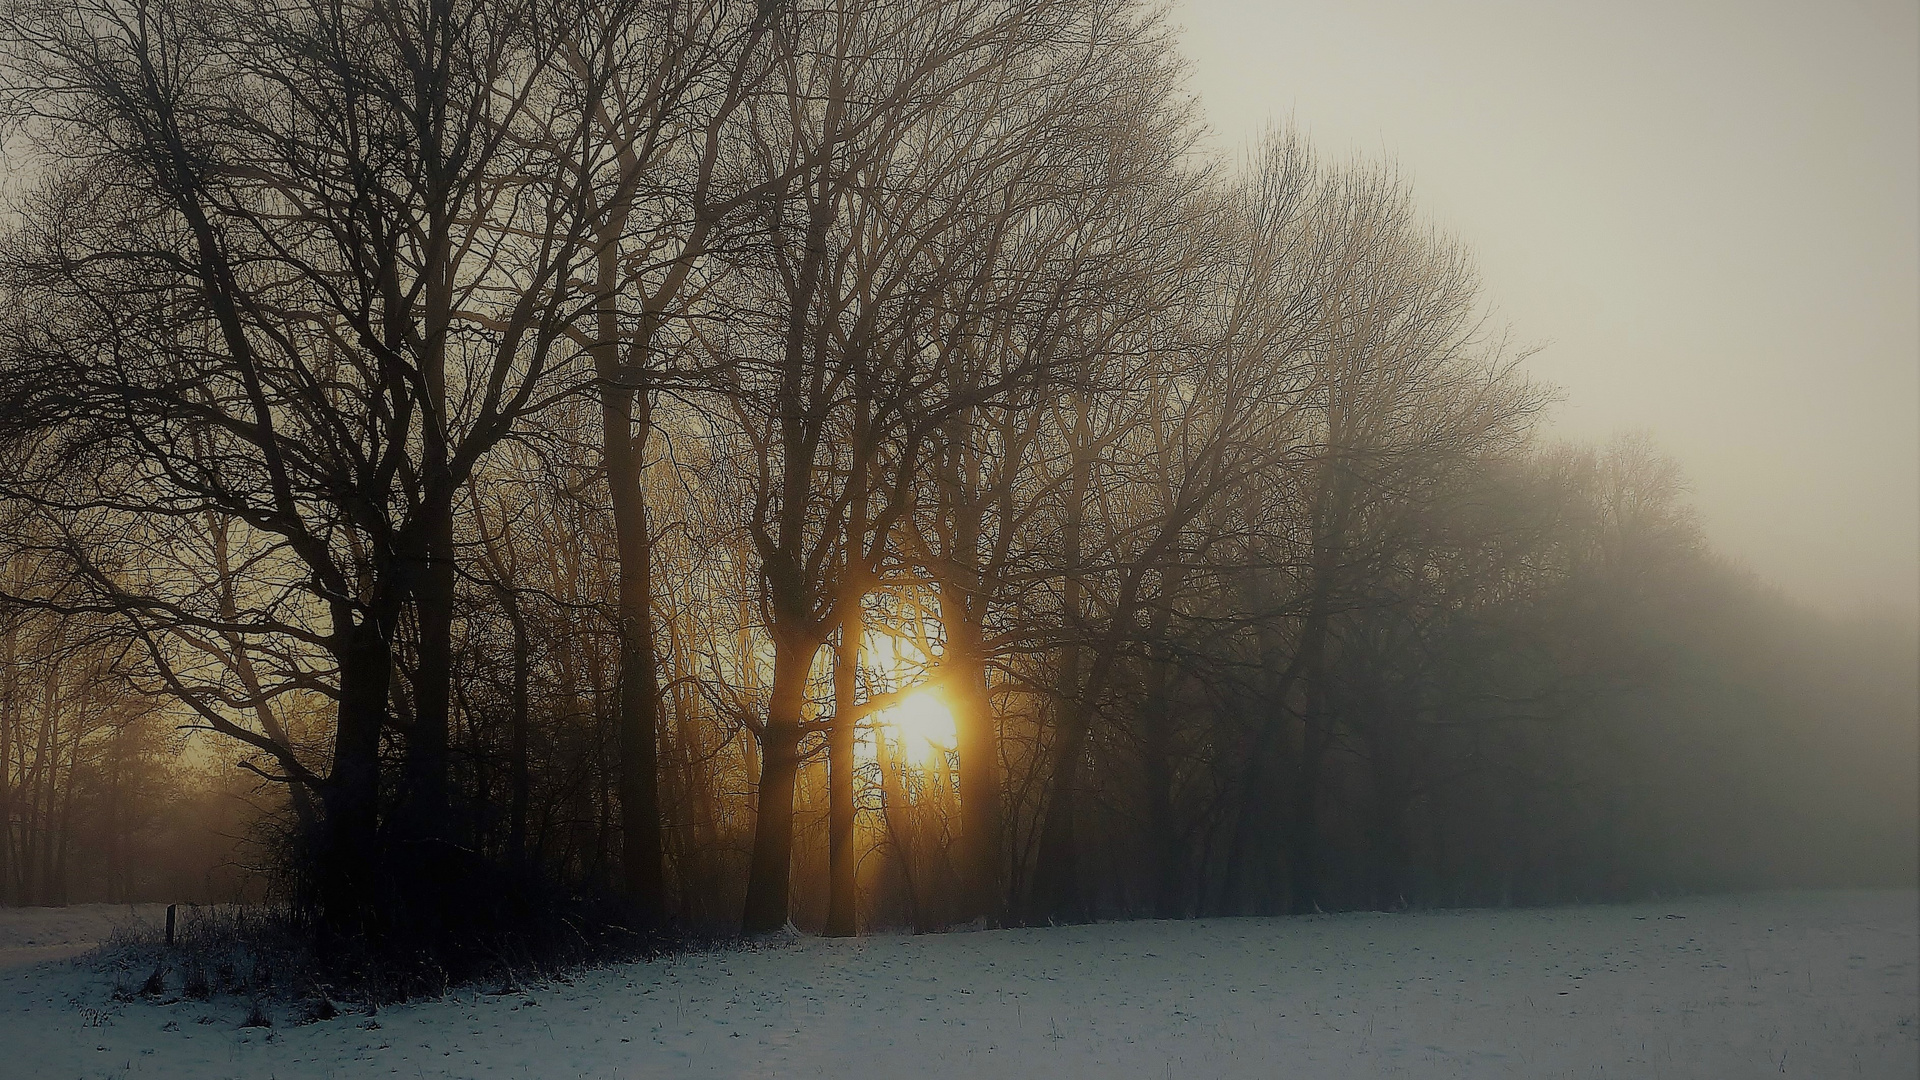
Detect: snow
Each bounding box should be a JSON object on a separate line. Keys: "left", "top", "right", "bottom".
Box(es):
{"left": 0, "top": 904, "right": 167, "bottom": 973}
{"left": 1, "top": 890, "right": 1913, "bottom": 1078}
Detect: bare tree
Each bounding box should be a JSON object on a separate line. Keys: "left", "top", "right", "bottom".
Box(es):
{"left": 0, "top": 0, "right": 628, "bottom": 932}
{"left": 719, "top": 0, "right": 1168, "bottom": 934}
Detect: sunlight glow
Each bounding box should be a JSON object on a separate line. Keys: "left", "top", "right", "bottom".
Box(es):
{"left": 874, "top": 688, "right": 955, "bottom": 767}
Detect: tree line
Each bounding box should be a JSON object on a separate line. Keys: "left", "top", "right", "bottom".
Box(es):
{"left": 0, "top": 0, "right": 1911, "bottom": 951}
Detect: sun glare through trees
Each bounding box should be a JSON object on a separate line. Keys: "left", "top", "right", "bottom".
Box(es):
{"left": 872, "top": 690, "right": 957, "bottom": 768}
{"left": 859, "top": 627, "right": 957, "bottom": 767}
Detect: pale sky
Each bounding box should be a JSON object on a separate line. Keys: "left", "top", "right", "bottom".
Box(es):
{"left": 1176, "top": 0, "right": 1920, "bottom": 617}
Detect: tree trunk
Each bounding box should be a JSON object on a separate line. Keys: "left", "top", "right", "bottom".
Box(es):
{"left": 591, "top": 199, "right": 667, "bottom": 918}
{"left": 587, "top": 633, "right": 614, "bottom": 885}
{"left": 941, "top": 584, "right": 1003, "bottom": 924}
{"left": 1368, "top": 756, "right": 1412, "bottom": 911}
{"left": 318, "top": 609, "right": 391, "bottom": 936}
{"left": 403, "top": 99, "right": 459, "bottom": 852}
{"left": 104, "top": 744, "right": 122, "bottom": 905}
{"left": 1027, "top": 394, "right": 1091, "bottom": 924}
{"left": 1218, "top": 619, "right": 1312, "bottom": 914}
{"left": 875, "top": 729, "right": 924, "bottom": 929}
{"left": 499, "top": 583, "right": 532, "bottom": 867}
{"left": 606, "top": 384, "right": 666, "bottom": 923}
{"left": 1287, "top": 629, "right": 1331, "bottom": 915}
{"left": 741, "top": 633, "right": 817, "bottom": 933}
{"left": 51, "top": 710, "right": 80, "bottom": 905}
{"left": 401, "top": 505, "right": 457, "bottom": 845}
{"left": 1125, "top": 556, "right": 1183, "bottom": 919}
{"left": 0, "top": 619, "right": 13, "bottom": 904}
{"left": 1141, "top": 660, "right": 1182, "bottom": 918}
{"left": 824, "top": 599, "right": 862, "bottom": 937}
{"left": 22, "top": 653, "right": 57, "bottom": 905}
{"left": 665, "top": 606, "right": 719, "bottom": 920}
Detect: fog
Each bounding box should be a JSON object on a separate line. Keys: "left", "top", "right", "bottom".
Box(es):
{"left": 1179, "top": 0, "right": 1920, "bottom": 617}
{"left": 0, "top": 3, "right": 1913, "bottom": 1052}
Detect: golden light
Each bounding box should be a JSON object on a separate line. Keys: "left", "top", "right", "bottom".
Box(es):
{"left": 874, "top": 688, "right": 956, "bottom": 766}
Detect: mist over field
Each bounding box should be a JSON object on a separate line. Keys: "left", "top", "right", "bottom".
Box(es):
{"left": 1182, "top": 0, "right": 1920, "bottom": 620}
{"left": 0, "top": 0, "right": 1912, "bottom": 1076}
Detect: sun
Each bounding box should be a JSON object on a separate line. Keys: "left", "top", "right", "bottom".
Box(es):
{"left": 875, "top": 688, "right": 956, "bottom": 766}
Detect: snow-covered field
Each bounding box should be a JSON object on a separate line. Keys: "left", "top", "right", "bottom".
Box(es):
{"left": 1, "top": 890, "right": 1913, "bottom": 1078}
{"left": 0, "top": 904, "right": 167, "bottom": 973}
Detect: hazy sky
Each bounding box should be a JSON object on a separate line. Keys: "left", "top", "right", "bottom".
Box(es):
{"left": 1176, "top": 0, "right": 1920, "bottom": 616}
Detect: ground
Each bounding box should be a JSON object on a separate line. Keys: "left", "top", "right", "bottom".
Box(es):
{"left": 0, "top": 903, "right": 165, "bottom": 973}
{"left": 0, "top": 890, "right": 1913, "bottom": 1078}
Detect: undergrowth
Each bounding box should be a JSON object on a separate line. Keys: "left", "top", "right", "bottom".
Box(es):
{"left": 95, "top": 892, "right": 727, "bottom": 1024}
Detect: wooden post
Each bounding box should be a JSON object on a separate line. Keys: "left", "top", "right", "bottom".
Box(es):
{"left": 165, "top": 904, "right": 176, "bottom": 948}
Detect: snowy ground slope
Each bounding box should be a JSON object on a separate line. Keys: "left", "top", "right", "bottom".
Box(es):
{"left": 0, "top": 904, "right": 166, "bottom": 972}
{"left": 1, "top": 890, "right": 1913, "bottom": 1079}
